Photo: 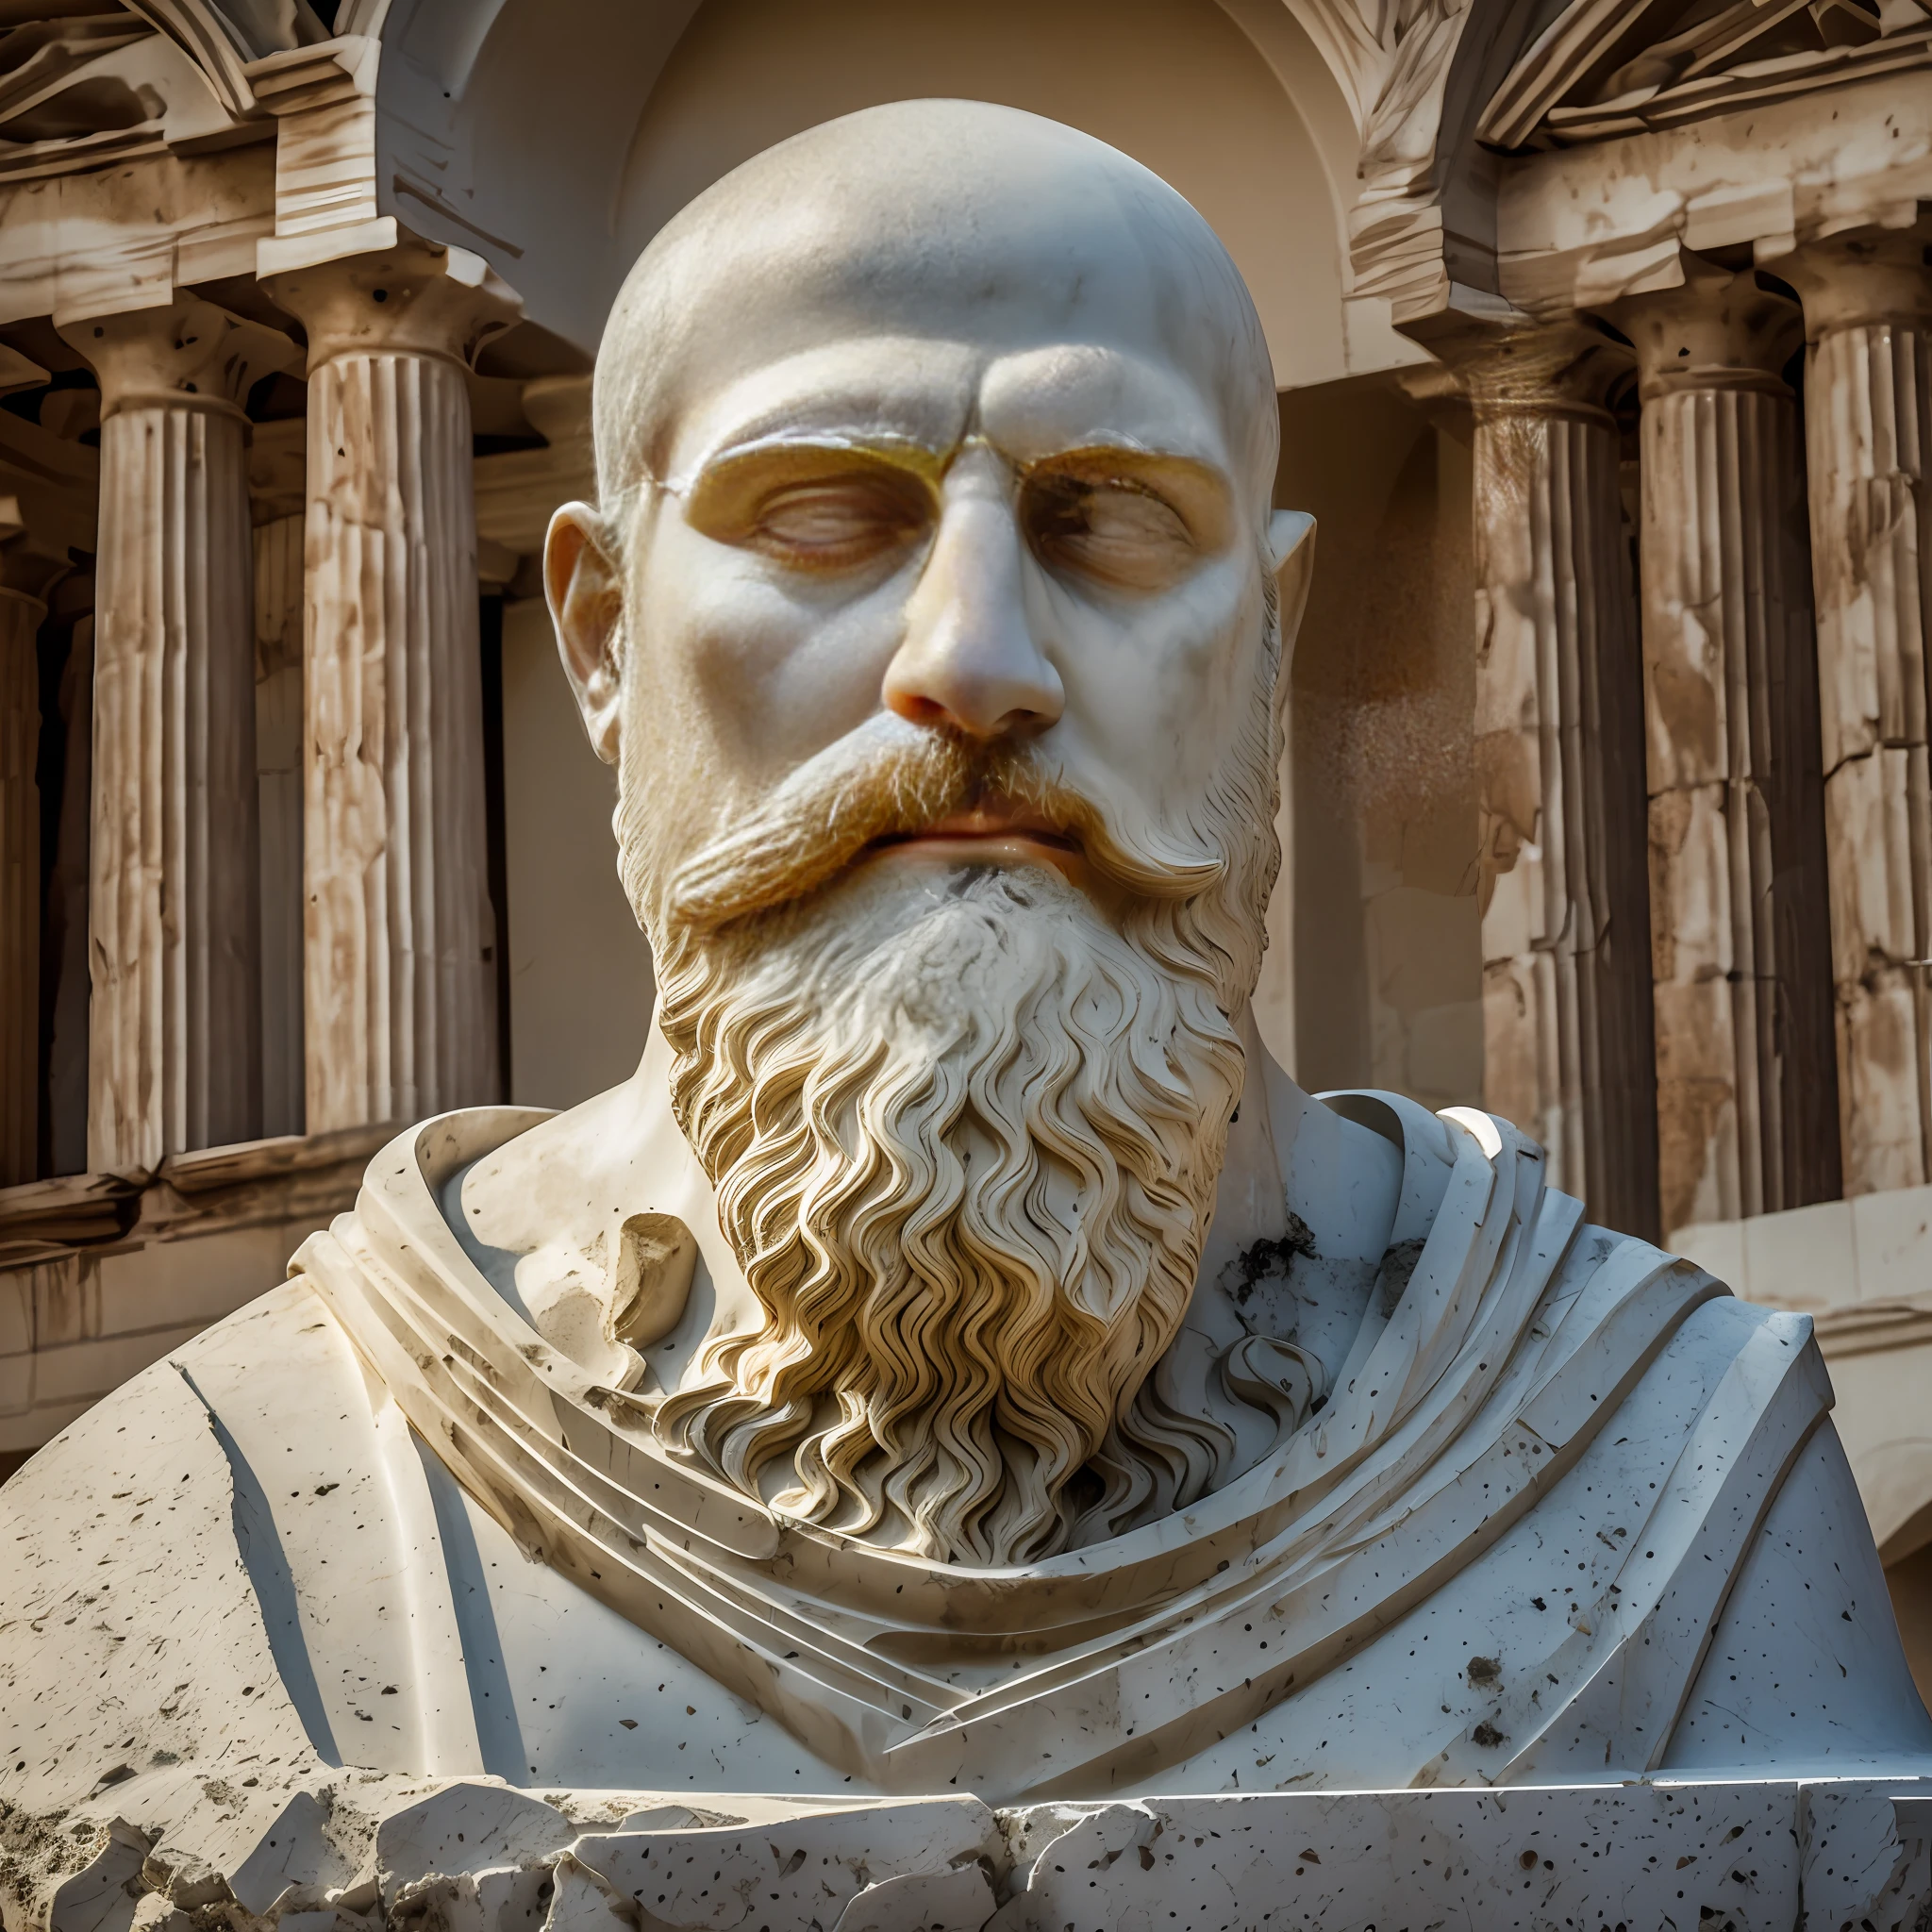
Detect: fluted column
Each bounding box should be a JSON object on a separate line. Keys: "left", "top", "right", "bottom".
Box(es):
{"left": 1460, "top": 325, "right": 1657, "bottom": 1236}
{"left": 59, "top": 300, "right": 294, "bottom": 1173}
{"left": 0, "top": 574, "right": 44, "bottom": 1184}
{"left": 1606, "top": 262, "right": 1837, "bottom": 1236}
{"left": 262, "top": 242, "right": 517, "bottom": 1131}
{"left": 1777, "top": 231, "right": 1932, "bottom": 1195}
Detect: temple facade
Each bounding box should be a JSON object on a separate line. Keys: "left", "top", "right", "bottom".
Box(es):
{"left": 0, "top": 0, "right": 1927, "bottom": 1684}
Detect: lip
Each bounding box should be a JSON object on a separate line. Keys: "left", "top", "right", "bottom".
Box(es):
{"left": 867, "top": 810, "right": 1086, "bottom": 882}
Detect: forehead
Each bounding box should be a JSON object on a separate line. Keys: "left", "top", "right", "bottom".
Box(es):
{"left": 597, "top": 127, "right": 1277, "bottom": 502}
{"left": 663, "top": 337, "right": 1237, "bottom": 483}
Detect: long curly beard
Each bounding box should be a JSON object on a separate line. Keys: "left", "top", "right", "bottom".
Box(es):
{"left": 637, "top": 591, "right": 1283, "bottom": 1567}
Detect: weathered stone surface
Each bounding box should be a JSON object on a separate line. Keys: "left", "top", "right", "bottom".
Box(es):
{"left": 6, "top": 1689, "right": 1929, "bottom": 1932}
{"left": 1795, "top": 270, "right": 1932, "bottom": 1199}
{"left": 375, "top": 1785, "right": 574, "bottom": 1906}
{"left": 42, "top": 1821, "right": 149, "bottom": 1932}
{"left": 375, "top": 1783, "right": 573, "bottom": 1932}
{"left": 568, "top": 1801, "right": 998, "bottom": 1932}
{"left": 228, "top": 1791, "right": 358, "bottom": 1919}
{"left": 987, "top": 1785, "right": 1932, "bottom": 1932}
{"left": 831, "top": 1866, "right": 995, "bottom": 1932}
{"left": 59, "top": 299, "right": 293, "bottom": 1172}
{"left": 27, "top": 1777, "right": 1926, "bottom": 1932}
{"left": 260, "top": 245, "right": 516, "bottom": 1135}
{"left": 1607, "top": 259, "right": 1836, "bottom": 1234}
{"left": 1455, "top": 325, "right": 1657, "bottom": 1236}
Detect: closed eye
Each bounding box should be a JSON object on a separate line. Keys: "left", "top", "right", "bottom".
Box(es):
{"left": 1019, "top": 450, "right": 1230, "bottom": 593}
{"left": 685, "top": 443, "right": 939, "bottom": 575}
{"left": 1024, "top": 474, "right": 1196, "bottom": 591}
{"left": 749, "top": 474, "right": 930, "bottom": 570}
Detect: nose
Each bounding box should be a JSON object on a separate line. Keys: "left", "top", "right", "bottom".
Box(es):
{"left": 883, "top": 452, "right": 1064, "bottom": 741}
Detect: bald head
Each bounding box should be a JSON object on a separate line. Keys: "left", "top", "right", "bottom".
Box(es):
{"left": 591, "top": 100, "right": 1279, "bottom": 521}
{"left": 548, "top": 94, "right": 1312, "bottom": 977}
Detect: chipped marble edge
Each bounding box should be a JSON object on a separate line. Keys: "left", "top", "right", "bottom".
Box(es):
{"left": 7, "top": 1769, "right": 1932, "bottom": 1932}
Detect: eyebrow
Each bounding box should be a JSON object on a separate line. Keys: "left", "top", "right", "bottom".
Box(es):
{"left": 684, "top": 428, "right": 1228, "bottom": 490}
{"left": 681, "top": 430, "right": 949, "bottom": 489}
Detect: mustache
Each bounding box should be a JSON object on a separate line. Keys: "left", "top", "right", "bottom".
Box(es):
{"left": 664, "top": 714, "right": 1223, "bottom": 934}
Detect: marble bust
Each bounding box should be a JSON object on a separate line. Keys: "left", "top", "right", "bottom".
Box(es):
{"left": 3, "top": 97, "right": 1929, "bottom": 1932}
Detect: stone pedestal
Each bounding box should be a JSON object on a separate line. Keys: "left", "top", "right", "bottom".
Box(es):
{"left": 1780, "top": 232, "right": 1932, "bottom": 1196}
{"left": 58, "top": 300, "right": 294, "bottom": 1174}
{"left": 1461, "top": 325, "right": 1657, "bottom": 1236}
{"left": 0, "top": 578, "right": 44, "bottom": 1186}
{"left": 262, "top": 242, "right": 517, "bottom": 1132}
{"left": 1607, "top": 262, "right": 1836, "bottom": 1236}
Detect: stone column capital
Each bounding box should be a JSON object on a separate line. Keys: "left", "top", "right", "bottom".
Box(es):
{"left": 1598, "top": 258, "right": 1801, "bottom": 403}
{"left": 262, "top": 238, "right": 523, "bottom": 375}
{"left": 1422, "top": 318, "right": 1631, "bottom": 425}
{"left": 1761, "top": 224, "right": 1932, "bottom": 338}
{"left": 57, "top": 297, "right": 297, "bottom": 425}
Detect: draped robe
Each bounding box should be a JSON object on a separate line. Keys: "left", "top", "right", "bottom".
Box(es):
{"left": 3, "top": 1091, "right": 1926, "bottom": 1817}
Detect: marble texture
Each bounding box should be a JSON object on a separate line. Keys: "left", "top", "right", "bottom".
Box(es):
{"left": 1607, "top": 261, "right": 1836, "bottom": 1234}
{"left": 249, "top": 36, "right": 386, "bottom": 284}
{"left": 1784, "top": 235, "right": 1932, "bottom": 1198}
{"left": 0, "top": 1390, "right": 1925, "bottom": 1932}
{"left": 1456, "top": 324, "right": 1657, "bottom": 1236}
{"left": 262, "top": 245, "right": 519, "bottom": 1133}
{"left": 1674, "top": 1179, "right": 1932, "bottom": 1562}
{"left": 992, "top": 1783, "right": 1932, "bottom": 1931}
{"left": 60, "top": 299, "right": 294, "bottom": 1172}
{"left": 1483, "top": 0, "right": 1932, "bottom": 147}
{"left": 267, "top": 1083, "right": 1922, "bottom": 1800}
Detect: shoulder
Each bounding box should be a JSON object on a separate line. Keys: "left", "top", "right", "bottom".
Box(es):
{"left": 0, "top": 1274, "right": 345, "bottom": 1541}
{"left": 0, "top": 1280, "right": 339, "bottom": 1821}
{"left": 1574, "top": 1237, "right": 1932, "bottom": 1767}
{"left": 1667, "top": 1409, "right": 1932, "bottom": 1766}
{"left": 1560, "top": 1218, "right": 1823, "bottom": 1443}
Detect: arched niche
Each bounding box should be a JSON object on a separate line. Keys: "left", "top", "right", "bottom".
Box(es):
{"left": 374, "top": 0, "right": 1358, "bottom": 390}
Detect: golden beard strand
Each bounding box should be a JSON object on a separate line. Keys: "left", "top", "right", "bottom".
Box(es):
{"left": 651, "top": 863, "right": 1247, "bottom": 1565}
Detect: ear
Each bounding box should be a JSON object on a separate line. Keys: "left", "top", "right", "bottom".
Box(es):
{"left": 1266, "top": 509, "right": 1316, "bottom": 697}
{"left": 545, "top": 501, "right": 625, "bottom": 764}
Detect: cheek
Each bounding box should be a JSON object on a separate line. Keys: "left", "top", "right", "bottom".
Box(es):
{"left": 1043, "top": 558, "right": 1265, "bottom": 802}
{"left": 637, "top": 521, "right": 925, "bottom": 774}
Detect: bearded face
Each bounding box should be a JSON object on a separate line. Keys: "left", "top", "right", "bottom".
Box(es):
{"left": 634, "top": 604, "right": 1282, "bottom": 1566}
{"left": 546, "top": 107, "right": 1308, "bottom": 1565}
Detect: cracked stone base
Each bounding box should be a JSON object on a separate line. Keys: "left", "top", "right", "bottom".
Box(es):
{"left": 8, "top": 1774, "right": 1932, "bottom": 1932}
